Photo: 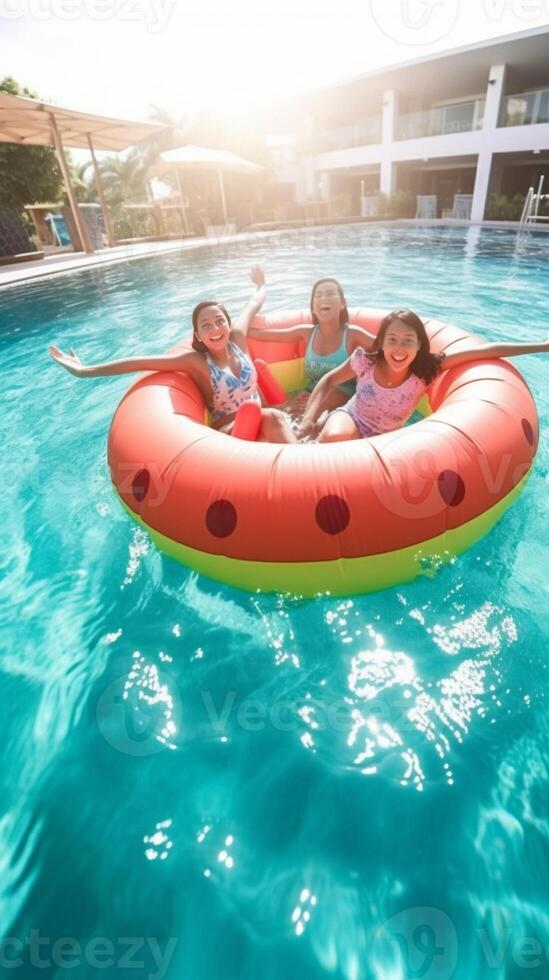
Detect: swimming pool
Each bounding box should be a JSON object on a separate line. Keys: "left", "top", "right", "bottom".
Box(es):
{"left": 1, "top": 225, "right": 548, "bottom": 979}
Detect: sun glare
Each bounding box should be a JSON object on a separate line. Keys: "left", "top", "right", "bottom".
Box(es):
{"left": 1, "top": 0, "right": 549, "bottom": 123}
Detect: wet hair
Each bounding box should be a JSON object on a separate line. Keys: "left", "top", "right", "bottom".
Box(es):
{"left": 310, "top": 278, "right": 349, "bottom": 329}
{"left": 368, "top": 309, "right": 444, "bottom": 385}
{"left": 191, "top": 301, "right": 232, "bottom": 353}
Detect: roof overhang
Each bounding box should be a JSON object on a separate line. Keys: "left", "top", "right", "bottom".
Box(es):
{"left": 273, "top": 25, "right": 549, "bottom": 121}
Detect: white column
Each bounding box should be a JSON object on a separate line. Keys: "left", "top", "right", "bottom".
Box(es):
{"left": 296, "top": 158, "right": 316, "bottom": 202}
{"left": 293, "top": 114, "right": 316, "bottom": 203}
{"left": 318, "top": 172, "right": 331, "bottom": 201}
{"left": 295, "top": 170, "right": 306, "bottom": 203}
{"left": 471, "top": 64, "right": 506, "bottom": 221}
{"left": 381, "top": 88, "right": 399, "bottom": 144}
{"left": 483, "top": 64, "right": 506, "bottom": 131}
{"left": 471, "top": 152, "right": 493, "bottom": 221}
{"left": 380, "top": 159, "right": 396, "bottom": 195}
{"left": 217, "top": 169, "right": 228, "bottom": 224}
{"left": 380, "top": 88, "right": 399, "bottom": 195}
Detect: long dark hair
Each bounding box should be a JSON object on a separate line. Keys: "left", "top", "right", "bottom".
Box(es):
{"left": 368, "top": 309, "right": 443, "bottom": 385}
{"left": 310, "top": 278, "right": 349, "bottom": 328}
{"left": 191, "top": 301, "right": 232, "bottom": 353}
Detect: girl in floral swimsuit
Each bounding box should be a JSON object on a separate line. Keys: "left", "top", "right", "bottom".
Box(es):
{"left": 306, "top": 308, "right": 549, "bottom": 442}
{"left": 49, "top": 267, "right": 297, "bottom": 444}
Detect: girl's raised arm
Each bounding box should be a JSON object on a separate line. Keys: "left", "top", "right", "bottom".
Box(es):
{"left": 48, "top": 345, "right": 201, "bottom": 379}
{"left": 231, "top": 266, "right": 266, "bottom": 341}
{"left": 443, "top": 337, "right": 549, "bottom": 371}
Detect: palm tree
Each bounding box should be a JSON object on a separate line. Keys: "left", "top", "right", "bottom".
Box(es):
{"left": 74, "top": 160, "right": 97, "bottom": 203}
{"left": 131, "top": 106, "right": 194, "bottom": 177}
{"left": 94, "top": 154, "right": 149, "bottom": 205}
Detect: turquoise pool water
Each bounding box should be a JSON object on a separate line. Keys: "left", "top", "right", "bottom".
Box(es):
{"left": 1, "top": 225, "right": 548, "bottom": 980}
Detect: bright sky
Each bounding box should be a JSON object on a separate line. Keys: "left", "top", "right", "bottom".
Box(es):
{"left": 2, "top": 0, "right": 549, "bottom": 122}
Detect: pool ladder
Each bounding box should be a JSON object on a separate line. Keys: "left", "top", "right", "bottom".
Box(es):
{"left": 519, "top": 175, "right": 549, "bottom": 229}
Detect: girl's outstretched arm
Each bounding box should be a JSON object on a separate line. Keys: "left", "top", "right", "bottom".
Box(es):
{"left": 248, "top": 323, "right": 312, "bottom": 343}
{"left": 349, "top": 325, "right": 376, "bottom": 352}
{"left": 443, "top": 338, "right": 549, "bottom": 371}
{"left": 48, "top": 345, "right": 201, "bottom": 379}
{"left": 231, "top": 265, "right": 266, "bottom": 342}
{"left": 248, "top": 323, "right": 376, "bottom": 346}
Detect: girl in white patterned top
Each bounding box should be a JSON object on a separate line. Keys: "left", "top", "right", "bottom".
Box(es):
{"left": 49, "top": 267, "right": 297, "bottom": 443}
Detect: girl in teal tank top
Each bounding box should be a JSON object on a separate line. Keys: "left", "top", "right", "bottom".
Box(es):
{"left": 304, "top": 323, "right": 356, "bottom": 397}
{"left": 248, "top": 277, "right": 376, "bottom": 437}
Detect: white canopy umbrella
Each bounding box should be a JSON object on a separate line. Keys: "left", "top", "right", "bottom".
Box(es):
{"left": 149, "top": 145, "right": 263, "bottom": 226}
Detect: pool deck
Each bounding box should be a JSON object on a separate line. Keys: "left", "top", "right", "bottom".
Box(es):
{"left": 1, "top": 219, "right": 547, "bottom": 290}
{"left": 0, "top": 234, "right": 252, "bottom": 289}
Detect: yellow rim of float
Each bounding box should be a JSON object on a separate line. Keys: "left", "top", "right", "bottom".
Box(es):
{"left": 116, "top": 470, "right": 530, "bottom": 597}
{"left": 267, "top": 355, "right": 307, "bottom": 393}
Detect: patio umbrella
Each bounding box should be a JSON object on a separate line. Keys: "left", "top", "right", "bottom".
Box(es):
{"left": 149, "top": 145, "right": 263, "bottom": 225}
{"left": 0, "top": 90, "right": 168, "bottom": 252}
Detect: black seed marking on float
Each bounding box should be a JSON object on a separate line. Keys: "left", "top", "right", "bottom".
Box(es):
{"left": 437, "top": 470, "right": 466, "bottom": 507}
{"left": 206, "top": 500, "right": 237, "bottom": 538}
{"left": 316, "top": 495, "right": 350, "bottom": 534}
{"left": 521, "top": 418, "right": 534, "bottom": 447}
{"left": 132, "top": 469, "right": 150, "bottom": 503}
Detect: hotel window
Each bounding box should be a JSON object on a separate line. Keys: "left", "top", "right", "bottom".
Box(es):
{"left": 442, "top": 102, "right": 475, "bottom": 134}
{"left": 538, "top": 90, "right": 549, "bottom": 124}
{"left": 504, "top": 93, "right": 536, "bottom": 126}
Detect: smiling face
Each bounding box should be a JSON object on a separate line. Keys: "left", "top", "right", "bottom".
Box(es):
{"left": 381, "top": 319, "right": 421, "bottom": 373}
{"left": 311, "top": 280, "right": 344, "bottom": 324}
{"left": 194, "top": 305, "right": 230, "bottom": 354}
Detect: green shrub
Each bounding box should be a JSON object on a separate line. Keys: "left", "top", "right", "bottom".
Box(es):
{"left": 385, "top": 191, "right": 416, "bottom": 218}
{"left": 330, "top": 193, "right": 353, "bottom": 217}
{"left": 486, "top": 193, "right": 526, "bottom": 220}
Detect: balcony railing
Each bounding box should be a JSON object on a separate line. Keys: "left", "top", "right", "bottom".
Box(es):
{"left": 396, "top": 99, "right": 485, "bottom": 140}
{"left": 499, "top": 88, "right": 549, "bottom": 127}
{"left": 315, "top": 115, "right": 381, "bottom": 152}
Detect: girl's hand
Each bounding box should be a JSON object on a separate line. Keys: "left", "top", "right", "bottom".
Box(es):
{"left": 297, "top": 417, "right": 319, "bottom": 441}
{"left": 250, "top": 265, "right": 265, "bottom": 287}
{"left": 297, "top": 409, "right": 329, "bottom": 441}
{"left": 48, "top": 345, "right": 87, "bottom": 377}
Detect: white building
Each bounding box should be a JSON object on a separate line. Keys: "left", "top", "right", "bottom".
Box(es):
{"left": 268, "top": 26, "right": 549, "bottom": 221}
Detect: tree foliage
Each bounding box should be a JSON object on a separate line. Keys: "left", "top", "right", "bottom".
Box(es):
{"left": 74, "top": 107, "right": 193, "bottom": 209}
{"left": 0, "top": 76, "right": 64, "bottom": 211}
